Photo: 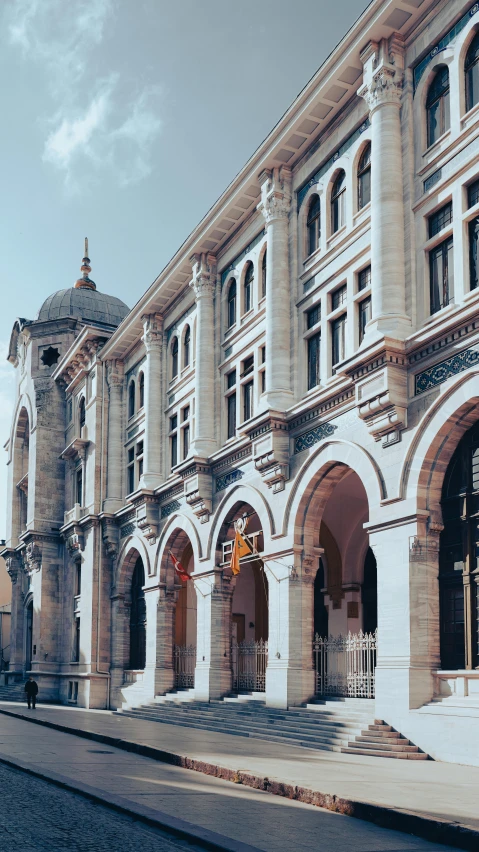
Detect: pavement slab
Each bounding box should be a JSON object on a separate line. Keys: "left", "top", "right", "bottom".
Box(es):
{"left": 0, "top": 701, "right": 476, "bottom": 851}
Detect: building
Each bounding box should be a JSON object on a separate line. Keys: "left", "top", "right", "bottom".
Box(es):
{"left": 3, "top": 0, "right": 479, "bottom": 766}
{"left": 0, "top": 553, "right": 11, "bottom": 675}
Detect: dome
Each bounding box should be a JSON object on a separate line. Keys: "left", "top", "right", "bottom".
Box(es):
{"left": 36, "top": 287, "right": 130, "bottom": 327}
{"left": 35, "top": 239, "right": 130, "bottom": 328}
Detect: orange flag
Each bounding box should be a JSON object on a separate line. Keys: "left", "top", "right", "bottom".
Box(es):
{"left": 230, "top": 529, "right": 252, "bottom": 575}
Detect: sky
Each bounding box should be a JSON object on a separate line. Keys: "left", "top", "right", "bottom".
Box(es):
{"left": 0, "top": 0, "right": 368, "bottom": 538}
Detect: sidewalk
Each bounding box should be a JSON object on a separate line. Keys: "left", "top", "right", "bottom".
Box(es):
{"left": 0, "top": 701, "right": 477, "bottom": 850}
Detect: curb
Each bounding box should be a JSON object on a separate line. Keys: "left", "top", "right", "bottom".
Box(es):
{"left": 0, "top": 706, "right": 477, "bottom": 851}
{"left": 0, "top": 748, "right": 262, "bottom": 852}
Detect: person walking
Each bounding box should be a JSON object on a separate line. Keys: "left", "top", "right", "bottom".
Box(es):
{"left": 24, "top": 676, "right": 38, "bottom": 709}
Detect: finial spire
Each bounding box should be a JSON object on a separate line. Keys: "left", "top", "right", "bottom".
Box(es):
{"left": 74, "top": 237, "right": 96, "bottom": 290}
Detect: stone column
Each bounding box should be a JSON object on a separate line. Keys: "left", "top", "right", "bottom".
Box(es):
{"left": 104, "top": 361, "right": 124, "bottom": 513}
{"left": 257, "top": 167, "right": 293, "bottom": 411}
{"left": 154, "top": 588, "right": 176, "bottom": 696}
{"left": 4, "top": 553, "right": 25, "bottom": 675}
{"left": 367, "top": 514, "right": 440, "bottom": 722}
{"left": 193, "top": 566, "right": 233, "bottom": 701}
{"left": 140, "top": 314, "right": 164, "bottom": 489}
{"left": 264, "top": 549, "right": 317, "bottom": 709}
{"left": 189, "top": 254, "right": 217, "bottom": 458}
{"left": 358, "top": 35, "right": 411, "bottom": 340}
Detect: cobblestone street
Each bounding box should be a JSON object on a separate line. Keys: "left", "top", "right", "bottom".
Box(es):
{"left": 0, "top": 762, "right": 204, "bottom": 852}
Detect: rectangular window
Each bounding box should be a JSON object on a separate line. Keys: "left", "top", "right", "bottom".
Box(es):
{"left": 430, "top": 236, "right": 454, "bottom": 314}
{"left": 261, "top": 371, "right": 266, "bottom": 394}
{"left": 68, "top": 681, "right": 78, "bottom": 702}
{"left": 72, "top": 617, "right": 80, "bottom": 663}
{"left": 359, "top": 297, "right": 372, "bottom": 344}
{"left": 332, "top": 315, "right": 347, "bottom": 368}
{"left": 307, "top": 332, "right": 321, "bottom": 390}
{"left": 183, "top": 425, "right": 190, "bottom": 459}
{"left": 75, "top": 564, "right": 82, "bottom": 597}
{"left": 307, "top": 305, "right": 320, "bottom": 329}
{"left": 182, "top": 406, "right": 190, "bottom": 422}
{"left": 171, "top": 433, "right": 177, "bottom": 468}
{"left": 241, "top": 356, "right": 254, "bottom": 377}
{"left": 227, "top": 369, "right": 236, "bottom": 389}
{"left": 331, "top": 285, "right": 347, "bottom": 311}
{"left": 469, "top": 217, "right": 479, "bottom": 291}
{"left": 127, "top": 447, "right": 134, "bottom": 494}
{"left": 227, "top": 393, "right": 236, "bottom": 439}
{"left": 261, "top": 345, "right": 266, "bottom": 364}
{"left": 358, "top": 266, "right": 371, "bottom": 292}
{"left": 138, "top": 458, "right": 143, "bottom": 479}
{"left": 76, "top": 468, "right": 83, "bottom": 506}
{"left": 428, "top": 201, "right": 453, "bottom": 238}
{"left": 468, "top": 179, "right": 479, "bottom": 209}
{"left": 243, "top": 381, "right": 254, "bottom": 422}
{"left": 136, "top": 440, "right": 143, "bottom": 457}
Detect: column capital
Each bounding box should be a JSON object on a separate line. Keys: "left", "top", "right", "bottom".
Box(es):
{"left": 105, "top": 359, "right": 124, "bottom": 388}
{"left": 257, "top": 166, "right": 291, "bottom": 225}
{"left": 142, "top": 312, "right": 163, "bottom": 352}
{"left": 189, "top": 252, "right": 216, "bottom": 299}
{"left": 357, "top": 35, "right": 405, "bottom": 113}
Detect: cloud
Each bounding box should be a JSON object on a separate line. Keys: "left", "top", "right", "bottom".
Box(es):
{"left": 7, "top": 0, "right": 163, "bottom": 191}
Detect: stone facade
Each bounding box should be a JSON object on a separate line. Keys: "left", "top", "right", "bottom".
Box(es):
{"left": 3, "top": 0, "right": 479, "bottom": 766}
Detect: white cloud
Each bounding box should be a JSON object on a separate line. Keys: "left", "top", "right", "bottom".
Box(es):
{"left": 7, "top": 0, "right": 163, "bottom": 191}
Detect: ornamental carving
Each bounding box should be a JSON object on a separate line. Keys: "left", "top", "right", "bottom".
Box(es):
{"left": 142, "top": 313, "right": 163, "bottom": 352}
{"left": 358, "top": 64, "right": 403, "bottom": 111}
{"left": 25, "top": 542, "right": 42, "bottom": 572}
{"left": 5, "top": 554, "right": 21, "bottom": 585}
{"left": 106, "top": 359, "right": 124, "bottom": 388}
{"left": 190, "top": 252, "right": 216, "bottom": 299}
{"left": 257, "top": 167, "right": 291, "bottom": 225}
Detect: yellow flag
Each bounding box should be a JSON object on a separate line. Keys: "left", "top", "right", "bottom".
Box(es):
{"left": 230, "top": 530, "right": 252, "bottom": 575}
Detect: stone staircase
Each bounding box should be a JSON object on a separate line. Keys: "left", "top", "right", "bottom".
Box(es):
{"left": 0, "top": 682, "right": 26, "bottom": 702}
{"left": 119, "top": 695, "right": 378, "bottom": 753}
{"left": 341, "top": 720, "right": 429, "bottom": 760}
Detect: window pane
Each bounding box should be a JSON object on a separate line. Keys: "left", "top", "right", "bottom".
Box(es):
{"left": 307, "top": 305, "right": 320, "bottom": 328}
{"left": 227, "top": 369, "right": 236, "bottom": 389}
{"left": 242, "top": 356, "right": 254, "bottom": 376}
{"left": 183, "top": 426, "right": 189, "bottom": 459}
{"left": 359, "top": 297, "right": 372, "bottom": 343}
{"left": 466, "top": 60, "right": 479, "bottom": 112}
{"left": 430, "top": 237, "right": 453, "bottom": 313}
{"left": 171, "top": 434, "right": 177, "bottom": 468}
{"left": 358, "top": 168, "right": 371, "bottom": 209}
{"left": 243, "top": 381, "right": 253, "bottom": 421}
{"left": 468, "top": 179, "right": 479, "bottom": 209}
{"left": 332, "top": 285, "right": 347, "bottom": 310}
{"left": 307, "top": 332, "right": 320, "bottom": 389}
{"left": 429, "top": 202, "right": 452, "bottom": 238}
{"left": 170, "top": 415, "right": 177, "bottom": 431}
{"left": 358, "top": 266, "right": 371, "bottom": 291}
{"left": 227, "top": 393, "right": 236, "bottom": 439}
{"left": 261, "top": 250, "right": 267, "bottom": 297}
{"left": 469, "top": 217, "right": 479, "bottom": 290}
{"left": 332, "top": 315, "right": 346, "bottom": 367}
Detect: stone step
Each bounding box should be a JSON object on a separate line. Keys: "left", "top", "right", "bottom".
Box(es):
{"left": 359, "top": 729, "right": 402, "bottom": 740}
{"left": 341, "top": 746, "right": 429, "bottom": 760}
{"left": 146, "top": 701, "right": 370, "bottom": 722}
{"left": 346, "top": 740, "right": 419, "bottom": 753}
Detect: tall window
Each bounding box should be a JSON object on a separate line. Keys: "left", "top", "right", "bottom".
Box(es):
{"left": 171, "top": 337, "right": 179, "bottom": 380}
{"left": 307, "top": 333, "right": 321, "bottom": 389}
{"left": 72, "top": 617, "right": 81, "bottom": 663}
{"left": 359, "top": 296, "right": 372, "bottom": 344}
{"left": 331, "top": 171, "right": 346, "bottom": 234}
{"left": 76, "top": 467, "right": 83, "bottom": 506}
{"left": 170, "top": 415, "right": 178, "bottom": 468}
{"left": 226, "top": 369, "right": 236, "bottom": 439}
{"left": 183, "top": 326, "right": 191, "bottom": 368}
{"left": 138, "top": 372, "right": 144, "bottom": 409}
{"left": 243, "top": 381, "right": 254, "bottom": 422}
{"left": 465, "top": 31, "right": 479, "bottom": 113}
{"left": 128, "top": 380, "right": 135, "bottom": 419}
{"left": 79, "top": 397, "right": 86, "bottom": 434}
{"left": 358, "top": 265, "right": 371, "bottom": 292}
{"left": 469, "top": 180, "right": 479, "bottom": 291}
{"left": 332, "top": 284, "right": 347, "bottom": 311}
{"left": 261, "top": 250, "right": 267, "bottom": 298}
{"left": 331, "top": 314, "right": 346, "bottom": 368}
{"left": 227, "top": 278, "right": 237, "bottom": 328}
{"left": 357, "top": 143, "right": 371, "bottom": 210}
{"left": 426, "top": 66, "right": 450, "bottom": 147}
{"left": 182, "top": 406, "right": 190, "bottom": 460}
{"left": 430, "top": 237, "right": 454, "bottom": 314}
{"left": 440, "top": 422, "right": 479, "bottom": 670}
{"left": 307, "top": 194, "right": 321, "bottom": 256}
{"left": 129, "top": 558, "right": 146, "bottom": 670}
{"left": 244, "top": 262, "right": 253, "bottom": 314}
{"left": 127, "top": 447, "right": 134, "bottom": 494}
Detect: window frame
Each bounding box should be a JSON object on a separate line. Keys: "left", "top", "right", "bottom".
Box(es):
{"left": 227, "top": 278, "right": 237, "bottom": 329}
{"left": 171, "top": 337, "right": 179, "bottom": 380}
{"left": 331, "top": 171, "right": 346, "bottom": 235}
{"left": 429, "top": 234, "right": 454, "bottom": 315}
{"left": 243, "top": 262, "right": 254, "bottom": 315}
{"left": 426, "top": 66, "right": 450, "bottom": 148}
{"left": 357, "top": 143, "right": 371, "bottom": 211}
{"left": 306, "top": 193, "right": 321, "bottom": 257}
{"left": 465, "top": 31, "right": 479, "bottom": 114}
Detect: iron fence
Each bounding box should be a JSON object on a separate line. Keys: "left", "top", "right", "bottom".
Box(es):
{"left": 313, "top": 630, "right": 377, "bottom": 698}
{"left": 174, "top": 644, "right": 196, "bottom": 689}
{"left": 233, "top": 639, "right": 268, "bottom": 692}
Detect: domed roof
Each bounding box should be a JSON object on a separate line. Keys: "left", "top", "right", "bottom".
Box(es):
{"left": 36, "top": 287, "right": 130, "bottom": 327}
{"left": 36, "top": 239, "right": 130, "bottom": 328}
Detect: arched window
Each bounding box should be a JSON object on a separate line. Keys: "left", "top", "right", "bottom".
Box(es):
{"left": 261, "top": 249, "right": 267, "bottom": 299}
{"left": 171, "top": 337, "right": 178, "bottom": 379}
{"left": 439, "top": 421, "right": 479, "bottom": 670}
{"left": 227, "top": 278, "right": 236, "bottom": 328}
{"left": 426, "top": 66, "right": 450, "bottom": 147}
{"left": 129, "top": 558, "right": 146, "bottom": 670}
{"left": 331, "top": 171, "right": 346, "bottom": 234}
{"left": 128, "top": 380, "right": 135, "bottom": 419}
{"left": 243, "top": 262, "right": 253, "bottom": 314}
{"left": 357, "top": 143, "right": 371, "bottom": 210}
{"left": 184, "top": 325, "right": 191, "bottom": 368}
{"left": 79, "top": 396, "right": 86, "bottom": 434}
{"left": 307, "top": 194, "right": 321, "bottom": 256}
{"left": 465, "top": 31, "right": 479, "bottom": 113}
{"left": 138, "top": 372, "right": 144, "bottom": 409}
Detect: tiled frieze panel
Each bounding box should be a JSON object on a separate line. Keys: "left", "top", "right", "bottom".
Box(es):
{"left": 160, "top": 499, "right": 182, "bottom": 518}
{"left": 215, "top": 468, "right": 244, "bottom": 492}
{"left": 415, "top": 348, "right": 479, "bottom": 394}
{"left": 294, "top": 422, "right": 337, "bottom": 454}
{"left": 120, "top": 521, "right": 136, "bottom": 539}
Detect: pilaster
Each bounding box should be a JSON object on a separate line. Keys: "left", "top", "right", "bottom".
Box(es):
{"left": 140, "top": 313, "right": 164, "bottom": 490}
{"left": 104, "top": 360, "right": 124, "bottom": 513}
{"left": 193, "top": 564, "right": 233, "bottom": 701}
{"left": 189, "top": 253, "right": 217, "bottom": 459}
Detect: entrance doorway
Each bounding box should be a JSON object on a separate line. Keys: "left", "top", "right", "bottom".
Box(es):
{"left": 129, "top": 558, "right": 146, "bottom": 670}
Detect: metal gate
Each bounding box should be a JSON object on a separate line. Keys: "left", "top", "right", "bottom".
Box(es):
{"left": 233, "top": 639, "right": 268, "bottom": 692}
{"left": 313, "top": 630, "right": 377, "bottom": 698}
{"left": 174, "top": 644, "right": 196, "bottom": 689}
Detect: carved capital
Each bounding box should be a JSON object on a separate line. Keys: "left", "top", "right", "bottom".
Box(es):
{"left": 142, "top": 313, "right": 163, "bottom": 352}
{"left": 25, "top": 541, "right": 42, "bottom": 572}
{"left": 5, "top": 554, "right": 22, "bottom": 585}
{"left": 257, "top": 166, "right": 291, "bottom": 225}
{"left": 106, "top": 359, "right": 124, "bottom": 389}
{"left": 358, "top": 36, "right": 404, "bottom": 113}
{"left": 190, "top": 253, "right": 216, "bottom": 300}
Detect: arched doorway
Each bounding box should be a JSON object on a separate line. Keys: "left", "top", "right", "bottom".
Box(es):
{"left": 171, "top": 540, "right": 197, "bottom": 690}
{"left": 25, "top": 600, "right": 33, "bottom": 672}
{"left": 219, "top": 503, "right": 268, "bottom": 693}
{"left": 129, "top": 558, "right": 146, "bottom": 670}
{"left": 439, "top": 421, "right": 479, "bottom": 670}
{"left": 314, "top": 560, "right": 328, "bottom": 638}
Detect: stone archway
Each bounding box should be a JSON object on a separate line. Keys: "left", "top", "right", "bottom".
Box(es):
{"left": 110, "top": 545, "right": 149, "bottom": 708}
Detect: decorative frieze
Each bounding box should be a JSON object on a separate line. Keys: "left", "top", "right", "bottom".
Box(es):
{"left": 415, "top": 347, "right": 479, "bottom": 395}
{"left": 120, "top": 522, "right": 136, "bottom": 539}
{"left": 215, "top": 469, "right": 244, "bottom": 492}
{"left": 161, "top": 499, "right": 182, "bottom": 518}
{"left": 294, "top": 422, "right": 337, "bottom": 454}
